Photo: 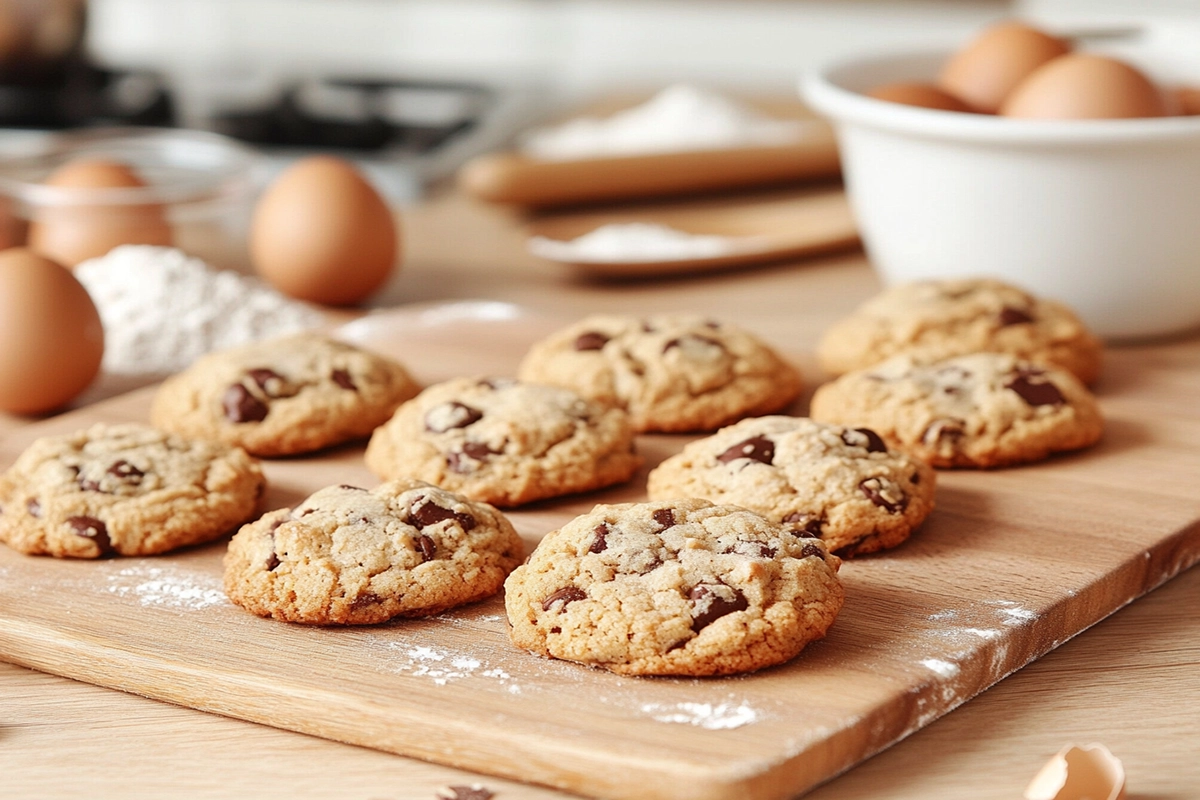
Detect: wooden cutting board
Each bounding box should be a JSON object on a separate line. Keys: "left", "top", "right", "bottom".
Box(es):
{"left": 2, "top": 304, "right": 1200, "bottom": 800}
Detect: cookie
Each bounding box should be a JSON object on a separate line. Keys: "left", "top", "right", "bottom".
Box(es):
{"left": 517, "top": 313, "right": 802, "bottom": 433}
{"left": 504, "top": 499, "right": 844, "bottom": 676}
{"left": 364, "top": 377, "right": 642, "bottom": 507}
{"left": 150, "top": 332, "right": 421, "bottom": 457}
{"left": 816, "top": 278, "right": 1103, "bottom": 384}
{"left": 223, "top": 479, "right": 523, "bottom": 625}
{"left": 809, "top": 352, "right": 1104, "bottom": 468}
{"left": 647, "top": 416, "right": 935, "bottom": 557}
{"left": 0, "top": 422, "right": 264, "bottom": 558}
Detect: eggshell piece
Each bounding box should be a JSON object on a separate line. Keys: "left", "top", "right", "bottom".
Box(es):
{"left": 0, "top": 248, "right": 104, "bottom": 415}
{"left": 1002, "top": 54, "right": 1169, "bottom": 119}
{"left": 250, "top": 156, "right": 398, "bottom": 307}
{"left": 938, "top": 21, "right": 1071, "bottom": 113}
{"left": 26, "top": 158, "right": 173, "bottom": 268}
{"left": 867, "top": 82, "right": 975, "bottom": 112}
{"left": 1024, "top": 743, "right": 1126, "bottom": 800}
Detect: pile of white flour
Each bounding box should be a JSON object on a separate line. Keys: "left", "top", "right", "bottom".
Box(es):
{"left": 529, "top": 222, "right": 763, "bottom": 263}
{"left": 518, "top": 84, "right": 808, "bottom": 161}
{"left": 75, "top": 245, "right": 325, "bottom": 381}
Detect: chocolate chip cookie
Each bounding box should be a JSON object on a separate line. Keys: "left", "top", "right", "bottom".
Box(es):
{"left": 0, "top": 422, "right": 264, "bottom": 558}
{"left": 150, "top": 332, "right": 420, "bottom": 457}
{"left": 504, "top": 499, "right": 844, "bottom": 676}
{"left": 517, "top": 313, "right": 803, "bottom": 433}
{"left": 647, "top": 416, "right": 935, "bottom": 557}
{"left": 809, "top": 352, "right": 1104, "bottom": 468}
{"left": 816, "top": 278, "right": 1103, "bottom": 384}
{"left": 364, "top": 378, "right": 642, "bottom": 507}
{"left": 224, "top": 479, "right": 523, "bottom": 624}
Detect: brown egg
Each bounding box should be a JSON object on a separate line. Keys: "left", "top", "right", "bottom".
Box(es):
{"left": 250, "top": 156, "right": 398, "bottom": 306}
{"left": 867, "top": 82, "right": 974, "bottom": 112}
{"left": 1170, "top": 85, "right": 1200, "bottom": 116}
{"left": 1001, "top": 54, "right": 1169, "bottom": 119}
{"left": 26, "top": 157, "right": 173, "bottom": 267}
{"left": 938, "top": 21, "right": 1071, "bottom": 113}
{"left": 0, "top": 247, "right": 104, "bottom": 414}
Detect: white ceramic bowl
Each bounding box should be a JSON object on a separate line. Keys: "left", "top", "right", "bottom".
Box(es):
{"left": 800, "top": 50, "right": 1200, "bottom": 340}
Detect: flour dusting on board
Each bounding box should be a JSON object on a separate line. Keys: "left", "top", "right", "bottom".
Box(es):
{"left": 102, "top": 563, "right": 229, "bottom": 610}
{"left": 641, "top": 700, "right": 760, "bottom": 730}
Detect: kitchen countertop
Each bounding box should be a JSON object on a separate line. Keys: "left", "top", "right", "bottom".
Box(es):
{"left": 3, "top": 186, "right": 1199, "bottom": 799}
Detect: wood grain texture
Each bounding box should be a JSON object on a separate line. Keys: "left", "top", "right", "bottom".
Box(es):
{"left": 3, "top": 305, "right": 1200, "bottom": 800}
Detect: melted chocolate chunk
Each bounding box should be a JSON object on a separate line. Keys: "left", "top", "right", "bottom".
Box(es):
{"left": 424, "top": 401, "right": 484, "bottom": 433}
{"left": 446, "top": 441, "right": 498, "bottom": 474}
{"left": 717, "top": 435, "right": 774, "bottom": 466}
{"left": 688, "top": 584, "right": 749, "bottom": 632}
{"left": 542, "top": 586, "right": 587, "bottom": 611}
{"left": 652, "top": 508, "right": 676, "bottom": 530}
{"left": 415, "top": 534, "right": 437, "bottom": 562}
{"left": 782, "top": 512, "right": 822, "bottom": 538}
{"left": 266, "top": 550, "right": 281, "bottom": 571}
{"left": 26, "top": 498, "right": 41, "bottom": 517}
{"left": 859, "top": 478, "right": 906, "bottom": 514}
{"left": 841, "top": 427, "right": 887, "bottom": 453}
{"left": 247, "top": 368, "right": 287, "bottom": 396}
{"left": 410, "top": 497, "right": 477, "bottom": 531}
{"left": 66, "top": 515, "right": 113, "bottom": 556}
{"left": 1006, "top": 374, "right": 1065, "bottom": 406}
{"left": 223, "top": 383, "right": 268, "bottom": 423}
{"left": 77, "top": 476, "right": 102, "bottom": 492}
{"left": 923, "top": 417, "right": 966, "bottom": 448}
{"left": 350, "top": 591, "right": 382, "bottom": 610}
{"left": 589, "top": 523, "right": 610, "bottom": 553}
{"left": 998, "top": 306, "right": 1034, "bottom": 326}
{"left": 573, "top": 331, "right": 610, "bottom": 351}
{"left": 331, "top": 368, "right": 356, "bottom": 391}
{"left": 800, "top": 542, "right": 826, "bottom": 560}
{"left": 108, "top": 460, "right": 144, "bottom": 482}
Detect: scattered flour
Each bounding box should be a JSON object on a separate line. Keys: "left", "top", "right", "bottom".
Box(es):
{"left": 103, "top": 564, "right": 229, "bottom": 610}
{"left": 529, "top": 222, "right": 763, "bottom": 264}
{"left": 920, "top": 658, "right": 960, "bottom": 679}
{"left": 640, "top": 701, "right": 760, "bottom": 730}
{"left": 519, "top": 84, "right": 808, "bottom": 160}
{"left": 75, "top": 245, "right": 325, "bottom": 380}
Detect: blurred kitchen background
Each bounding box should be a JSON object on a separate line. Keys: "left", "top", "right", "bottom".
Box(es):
{"left": 3, "top": 0, "right": 1198, "bottom": 200}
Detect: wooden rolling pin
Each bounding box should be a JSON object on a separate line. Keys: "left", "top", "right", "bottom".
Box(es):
{"left": 457, "top": 122, "right": 841, "bottom": 208}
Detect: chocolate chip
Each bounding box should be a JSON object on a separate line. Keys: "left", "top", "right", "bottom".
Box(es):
{"left": 266, "top": 550, "right": 280, "bottom": 571}
{"left": 108, "top": 460, "right": 143, "bottom": 481}
{"left": 652, "top": 508, "right": 676, "bottom": 530}
{"left": 331, "top": 368, "right": 356, "bottom": 391}
{"left": 424, "top": 401, "right": 484, "bottom": 433}
{"left": 351, "top": 591, "right": 382, "bottom": 610}
{"left": 910, "top": 470, "right": 921, "bottom": 484}
{"left": 841, "top": 427, "right": 887, "bottom": 453}
{"left": 999, "top": 306, "right": 1033, "bottom": 326}
{"left": 573, "top": 331, "right": 609, "bottom": 351}
{"left": 832, "top": 538, "right": 869, "bottom": 559}
{"left": 717, "top": 435, "right": 774, "bottom": 465}
{"left": 859, "top": 477, "right": 906, "bottom": 514}
{"left": 688, "top": 584, "right": 749, "bottom": 632}
{"left": 223, "top": 383, "right": 268, "bottom": 423}
{"left": 26, "top": 498, "right": 41, "bottom": 517}
{"left": 800, "top": 543, "right": 826, "bottom": 560}
{"left": 782, "top": 512, "right": 822, "bottom": 538}
{"left": 1006, "top": 374, "right": 1065, "bottom": 406}
{"left": 410, "top": 497, "right": 477, "bottom": 531}
{"left": 923, "top": 417, "right": 966, "bottom": 448}
{"left": 247, "top": 368, "right": 287, "bottom": 396}
{"left": 446, "top": 441, "right": 497, "bottom": 474}
{"left": 77, "top": 476, "right": 102, "bottom": 492}
{"left": 542, "top": 586, "right": 586, "bottom": 611}
{"left": 589, "top": 523, "right": 609, "bottom": 553}
{"left": 66, "top": 515, "right": 113, "bottom": 556}
{"left": 415, "top": 534, "right": 437, "bottom": 562}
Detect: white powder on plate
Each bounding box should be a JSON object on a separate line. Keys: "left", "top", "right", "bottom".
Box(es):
{"left": 75, "top": 245, "right": 325, "bottom": 380}
{"left": 519, "top": 84, "right": 809, "bottom": 161}
{"left": 529, "top": 222, "right": 763, "bottom": 263}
